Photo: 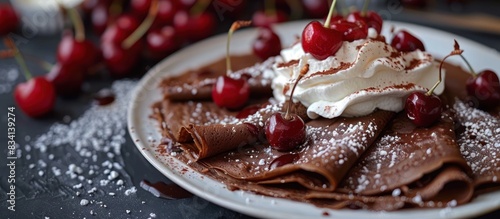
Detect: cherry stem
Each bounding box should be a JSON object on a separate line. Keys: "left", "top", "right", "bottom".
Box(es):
{"left": 24, "top": 53, "right": 54, "bottom": 72}
{"left": 324, "top": 0, "right": 338, "bottom": 27}
{"left": 0, "top": 49, "right": 14, "bottom": 58}
{"left": 285, "top": 0, "right": 303, "bottom": 20}
{"left": 122, "top": 0, "right": 159, "bottom": 49}
{"left": 67, "top": 7, "right": 85, "bottom": 42}
{"left": 3, "top": 37, "right": 32, "bottom": 81}
{"left": 265, "top": 0, "right": 276, "bottom": 17}
{"left": 226, "top": 20, "right": 252, "bottom": 75}
{"left": 285, "top": 64, "right": 309, "bottom": 120}
{"left": 458, "top": 54, "right": 477, "bottom": 78}
{"left": 426, "top": 40, "right": 463, "bottom": 96}
{"left": 109, "top": 0, "right": 123, "bottom": 17}
{"left": 190, "top": 0, "right": 210, "bottom": 15}
{"left": 361, "top": 0, "right": 371, "bottom": 17}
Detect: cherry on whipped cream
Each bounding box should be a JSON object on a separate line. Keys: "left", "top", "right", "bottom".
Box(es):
{"left": 391, "top": 30, "right": 425, "bottom": 52}
{"left": 330, "top": 19, "right": 368, "bottom": 42}
{"left": 346, "top": 11, "right": 383, "bottom": 34}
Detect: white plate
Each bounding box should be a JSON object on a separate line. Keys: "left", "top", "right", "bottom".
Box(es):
{"left": 127, "top": 21, "right": 500, "bottom": 219}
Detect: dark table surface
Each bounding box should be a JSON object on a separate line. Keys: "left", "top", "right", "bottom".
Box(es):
{"left": 1, "top": 0, "right": 500, "bottom": 218}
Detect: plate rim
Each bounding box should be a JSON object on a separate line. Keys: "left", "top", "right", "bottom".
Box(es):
{"left": 127, "top": 20, "right": 500, "bottom": 219}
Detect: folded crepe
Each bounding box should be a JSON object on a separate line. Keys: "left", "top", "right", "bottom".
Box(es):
{"left": 160, "top": 55, "right": 276, "bottom": 101}
{"left": 442, "top": 62, "right": 500, "bottom": 190}
{"left": 199, "top": 110, "right": 394, "bottom": 191}
{"left": 306, "top": 111, "right": 474, "bottom": 210}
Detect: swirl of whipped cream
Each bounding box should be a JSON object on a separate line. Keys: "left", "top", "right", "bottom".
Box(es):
{"left": 272, "top": 35, "right": 444, "bottom": 119}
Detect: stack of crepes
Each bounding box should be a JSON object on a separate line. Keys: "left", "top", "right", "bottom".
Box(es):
{"left": 152, "top": 54, "right": 500, "bottom": 211}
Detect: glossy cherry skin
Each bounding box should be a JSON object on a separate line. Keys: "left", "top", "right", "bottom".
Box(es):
{"left": 131, "top": 0, "right": 151, "bottom": 18}
{"left": 252, "top": 27, "right": 282, "bottom": 60}
{"left": 252, "top": 10, "right": 288, "bottom": 28}
{"left": 173, "top": 11, "right": 216, "bottom": 42}
{"left": 146, "top": 26, "right": 181, "bottom": 60}
{"left": 301, "top": 21, "right": 343, "bottom": 60}
{"left": 302, "top": 0, "right": 330, "bottom": 18}
{"left": 101, "top": 14, "right": 140, "bottom": 45}
{"left": 211, "top": 76, "right": 250, "bottom": 110}
{"left": 466, "top": 70, "right": 500, "bottom": 108}
{"left": 269, "top": 153, "right": 300, "bottom": 170}
{"left": 265, "top": 113, "right": 306, "bottom": 151}
{"left": 91, "top": 2, "right": 112, "bottom": 35}
{"left": 346, "top": 11, "right": 383, "bottom": 34}
{"left": 14, "top": 77, "right": 56, "bottom": 118}
{"left": 56, "top": 34, "right": 100, "bottom": 70}
{"left": 45, "top": 63, "right": 85, "bottom": 97}
{"left": 391, "top": 30, "right": 425, "bottom": 52}
{"left": 0, "top": 3, "right": 19, "bottom": 36}
{"left": 102, "top": 41, "right": 142, "bottom": 77}
{"left": 330, "top": 19, "right": 368, "bottom": 42}
{"left": 405, "top": 92, "right": 442, "bottom": 127}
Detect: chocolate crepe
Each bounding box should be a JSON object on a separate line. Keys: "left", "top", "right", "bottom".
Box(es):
{"left": 305, "top": 111, "right": 474, "bottom": 210}
{"left": 152, "top": 54, "right": 499, "bottom": 211}
{"left": 160, "top": 55, "right": 276, "bottom": 101}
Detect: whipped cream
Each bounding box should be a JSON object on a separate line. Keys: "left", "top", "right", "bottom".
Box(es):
{"left": 272, "top": 34, "right": 444, "bottom": 119}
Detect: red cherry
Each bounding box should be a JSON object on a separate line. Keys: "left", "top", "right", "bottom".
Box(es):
{"left": 391, "top": 30, "right": 425, "bottom": 52}
{"left": 212, "top": 76, "right": 250, "bottom": 110}
{"left": 102, "top": 42, "right": 142, "bottom": 77}
{"left": 269, "top": 153, "right": 300, "bottom": 170}
{"left": 0, "top": 3, "right": 19, "bottom": 36}
{"left": 466, "top": 70, "right": 500, "bottom": 108}
{"left": 252, "top": 27, "right": 282, "bottom": 60}
{"left": 251, "top": 10, "right": 288, "bottom": 27}
{"left": 301, "top": 0, "right": 330, "bottom": 19}
{"left": 405, "top": 92, "right": 442, "bottom": 127}
{"left": 346, "top": 11, "right": 383, "bottom": 34}
{"left": 265, "top": 113, "right": 306, "bottom": 151}
{"left": 176, "top": 0, "right": 196, "bottom": 9}
{"left": 90, "top": 2, "right": 112, "bottom": 35}
{"left": 236, "top": 105, "right": 261, "bottom": 119}
{"left": 131, "top": 0, "right": 152, "bottom": 18}
{"left": 153, "top": 0, "right": 179, "bottom": 28}
{"left": 101, "top": 14, "right": 140, "bottom": 44}
{"left": 145, "top": 26, "right": 181, "bottom": 60}
{"left": 330, "top": 19, "right": 368, "bottom": 42}
{"left": 45, "top": 63, "right": 85, "bottom": 97}
{"left": 56, "top": 33, "right": 100, "bottom": 70}
{"left": 173, "top": 11, "right": 216, "bottom": 42}
{"left": 301, "top": 21, "right": 343, "bottom": 60}
{"left": 14, "top": 77, "right": 56, "bottom": 118}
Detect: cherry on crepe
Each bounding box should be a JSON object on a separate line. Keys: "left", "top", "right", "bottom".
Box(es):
{"left": 346, "top": 11, "right": 383, "bottom": 34}
{"left": 391, "top": 30, "right": 425, "bottom": 52}
{"left": 212, "top": 21, "right": 252, "bottom": 110}
{"left": 465, "top": 70, "right": 500, "bottom": 108}
{"left": 0, "top": 3, "right": 19, "bottom": 36}
{"left": 405, "top": 92, "right": 442, "bottom": 127}
{"left": 330, "top": 19, "right": 368, "bottom": 42}
{"left": 45, "top": 63, "right": 85, "bottom": 97}
{"left": 405, "top": 40, "right": 463, "bottom": 127}
{"left": 451, "top": 40, "right": 500, "bottom": 108}
{"left": 145, "top": 26, "right": 181, "bottom": 61}
{"left": 252, "top": 27, "right": 282, "bottom": 60}
{"left": 265, "top": 64, "right": 309, "bottom": 151}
